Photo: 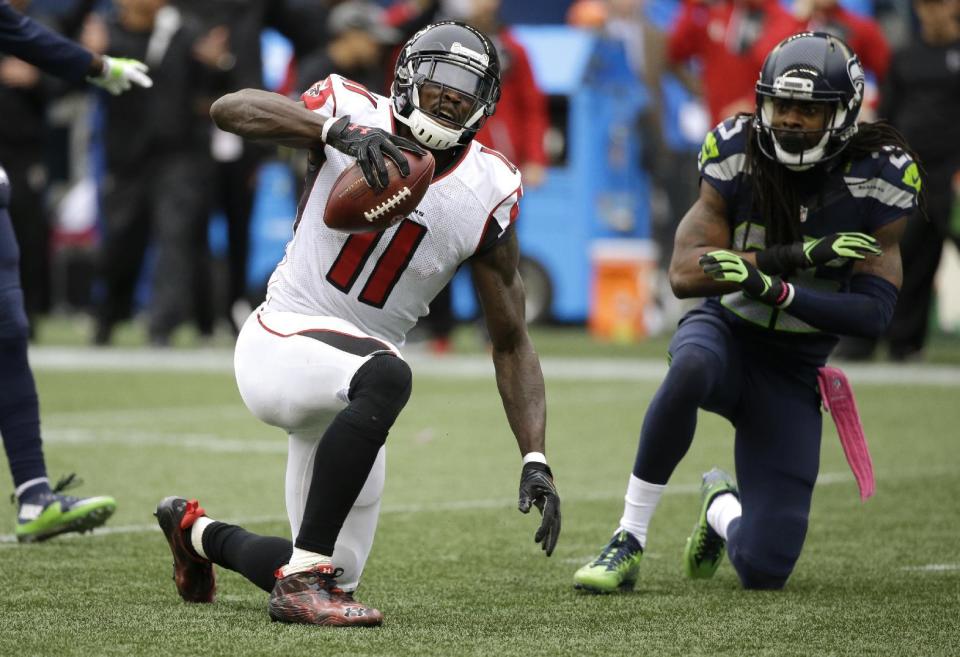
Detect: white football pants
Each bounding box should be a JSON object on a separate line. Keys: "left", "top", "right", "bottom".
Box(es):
{"left": 234, "top": 307, "right": 400, "bottom": 590}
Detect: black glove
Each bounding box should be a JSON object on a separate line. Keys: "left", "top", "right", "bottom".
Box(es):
{"left": 322, "top": 115, "right": 426, "bottom": 191}
{"left": 756, "top": 232, "right": 881, "bottom": 274}
{"left": 518, "top": 462, "right": 561, "bottom": 556}
{"left": 699, "top": 250, "right": 789, "bottom": 305}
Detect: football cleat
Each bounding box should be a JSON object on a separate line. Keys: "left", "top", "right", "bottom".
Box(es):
{"left": 684, "top": 467, "right": 739, "bottom": 579}
{"left": 573, "top": 530, "right": 644, "bottom": 593}
{"left": 268, "top": 564, "right": 383, "bottom": 627}
{"left": 15, "top": 474, "right": 115, "bottom": 543}
{"left": 154, "top": 496, "right": 216, "bottom": 603}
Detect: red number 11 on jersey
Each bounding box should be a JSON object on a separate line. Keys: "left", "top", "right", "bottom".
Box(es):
{"left": 326, "top": 219, "right": 428, "bottom": 308}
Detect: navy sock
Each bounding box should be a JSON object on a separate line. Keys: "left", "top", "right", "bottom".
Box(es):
{"left": 0, "top": 336, "right": 47, "bottom": 490}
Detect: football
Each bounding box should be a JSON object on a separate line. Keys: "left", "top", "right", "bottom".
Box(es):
{"left": 323, "top": 150, "right": 435, "bottom": 233}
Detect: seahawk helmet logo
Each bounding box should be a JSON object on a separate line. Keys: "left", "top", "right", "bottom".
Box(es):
{"left": 846, "top": 56, "right": 865, "bottom": 109}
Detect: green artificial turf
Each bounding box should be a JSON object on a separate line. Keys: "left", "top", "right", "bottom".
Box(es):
{"left": 0, "top": 360, "right": 957, "bottom": 656}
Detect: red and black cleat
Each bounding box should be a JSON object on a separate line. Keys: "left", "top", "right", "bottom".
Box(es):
{"left": 268, "top": 564, "right": 383, "bottom": 627}
{"left": 154, "top": 496, "right": 216, "bottom": 603}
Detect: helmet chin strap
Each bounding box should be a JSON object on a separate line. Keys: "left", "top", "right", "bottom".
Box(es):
{"left": 393, "top": 107, "right": 462, "bottom": 150}
{"left": 392, "top": 83, "right": 488, "bottom": 151}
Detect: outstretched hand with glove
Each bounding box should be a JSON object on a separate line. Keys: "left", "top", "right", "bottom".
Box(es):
{"left": 87, "top": 54, "right": 153, "bottom": 95}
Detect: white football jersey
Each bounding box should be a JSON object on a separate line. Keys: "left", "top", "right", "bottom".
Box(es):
{"left": 264, "top": 74, "right": 523, "bottom": 347}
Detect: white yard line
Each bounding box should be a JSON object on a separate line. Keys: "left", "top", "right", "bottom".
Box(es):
{"left": 0, "top": 471, "right": 872, "bottom": 545}
{"left": 41, "top": 427, "right": 286, "bottom": 454}
{"left": 28, "top": 346, "right": 960, "bottom": 386}
{"left": 43, "top": 404, "right": 244, "bottom": 424}
{"left": 900, "top": 564, "right": 960, "bottom": 572}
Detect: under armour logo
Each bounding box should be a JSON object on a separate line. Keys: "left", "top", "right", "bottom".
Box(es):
{"left": 349, "top": 124, "right": 371, "bottom": 135}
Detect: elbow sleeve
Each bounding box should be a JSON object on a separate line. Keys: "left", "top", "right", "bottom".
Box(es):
{"left": 848, "top": 274, "right": 899, "bottom": 337}
{"left": 787, "top": 274, "right": 898, "bottom": 338}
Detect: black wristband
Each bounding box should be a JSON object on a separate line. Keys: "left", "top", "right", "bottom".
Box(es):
{"left": 755, "top": 243, "right": 804, "bottom": 275}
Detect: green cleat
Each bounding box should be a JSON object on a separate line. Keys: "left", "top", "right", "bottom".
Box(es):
{"left": 573, "top": 530, "right": 643, "bottom": 593}
{"left": 14, "top": 474, "right": 116, "bottom": 543}
{"left": 683, "top": 467, "right": 738, "bottom": 579}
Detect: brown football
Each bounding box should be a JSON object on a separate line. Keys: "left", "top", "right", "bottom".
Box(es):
{"left": 323, "top": 150, "right": 435, "bottom": 233}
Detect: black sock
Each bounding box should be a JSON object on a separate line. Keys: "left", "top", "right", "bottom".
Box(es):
{"left": 296, "top": 354, "right": 411, "bottom": 555}
{"left": 202, "top": 521, "right": 292, "bottom": 592}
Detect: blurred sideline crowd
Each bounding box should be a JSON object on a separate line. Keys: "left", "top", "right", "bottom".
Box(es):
{"left": 2, "top": 0, "right": 957, "bottom": 360}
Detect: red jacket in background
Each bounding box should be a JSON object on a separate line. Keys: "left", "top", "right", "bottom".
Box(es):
{"left": 476, "top": 29, "right": 548, "bottom": 168}
{"left": 668, "top": 0, "right": 794, "bottom": 125}
{"left": 759, "top": 6, "right": 890, "bottom": 81}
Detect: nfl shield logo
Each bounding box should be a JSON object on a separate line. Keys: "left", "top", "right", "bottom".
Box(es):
{"left": 799, "top": 205, "right": 808, "bottom": 223}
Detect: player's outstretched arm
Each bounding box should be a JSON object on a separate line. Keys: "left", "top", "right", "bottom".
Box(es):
{"left": 210, "top": 90, "right": 424, "bottom": 190}
{"left": 669, "top": 182, "right": 760, "bottom": 298}
{"left": 0, "top": 2, "right": 150, "bottom": 93}
{"left": 473, "top": 231, "right": 560, "bottom": 556}
{"left": 210, "top": 89, "right": 330, "bottom": 149}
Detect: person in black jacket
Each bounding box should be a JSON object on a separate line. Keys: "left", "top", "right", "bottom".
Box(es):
{"left": 0, "top": 0, "right": 150, "bottom": 541}
{"left": 834, "top": 0, "right": 960, "bottom": 361}
{"left": 90, "top": 0, "right": 222, "bottom": 346}
{"left": 173, "top": 0, "right": 329, "bottom": 333}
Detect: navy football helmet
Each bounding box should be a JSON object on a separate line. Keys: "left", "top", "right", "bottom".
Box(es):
{"left": 391, "top": 21, "right": 501, "bottom": 150}
{"left": 754, "top": 32, "right": 865, "bottom": 169}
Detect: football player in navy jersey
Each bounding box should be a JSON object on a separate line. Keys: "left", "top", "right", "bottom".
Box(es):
{"left": 574, "top": 32, "right": 921, "bottom": 592}
{"left": 0, "top": 0, "right": 151, "bottom": 542}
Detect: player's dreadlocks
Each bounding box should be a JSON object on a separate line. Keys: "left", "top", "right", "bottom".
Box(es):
{"left": 743, "top": 116, "right": 924, "bottom": 247}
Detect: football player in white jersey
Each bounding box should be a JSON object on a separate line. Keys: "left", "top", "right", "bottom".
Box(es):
{"left": 154, "top": 21, "right": 561, "bottom": 627}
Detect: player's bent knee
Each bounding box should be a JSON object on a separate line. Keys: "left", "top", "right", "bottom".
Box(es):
{"left": 346, "top": 353, "right": 413, "bottom": 432}
{"left": 351, "top": 352, "right": 412, "bottom": 398}
{"left": 669, "top": 343, "right": 721, "bottom": 376}
{"left": 663, "top": 344, "right": 723, "bottom": 399}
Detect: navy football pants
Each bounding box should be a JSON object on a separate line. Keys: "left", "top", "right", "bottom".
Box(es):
{"left": 0, "top": 166, "right": 47, "bottom": 490}
{"left": 634, "top": 308, "right": 822, "bottom": 589}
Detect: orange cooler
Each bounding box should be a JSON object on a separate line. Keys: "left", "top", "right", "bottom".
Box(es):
{"left": 589, "top": 239, "right": 658, "bottom": 343}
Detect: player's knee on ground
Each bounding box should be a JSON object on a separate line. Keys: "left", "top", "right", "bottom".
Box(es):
{"left": 729, "top": 510, "right": 809, "bottom": 590}
{"left": 342, "top": 354, "right": 412, "bottom": 438}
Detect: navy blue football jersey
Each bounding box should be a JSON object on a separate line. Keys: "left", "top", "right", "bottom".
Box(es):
{"left": 695, "top": 115, "right": 920, "bottom": 359}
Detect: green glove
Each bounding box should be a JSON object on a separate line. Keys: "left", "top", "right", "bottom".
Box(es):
{"left": 755, "top": 232, "right": 881, "bottom": 274}
{"left": 802, "top": 232, "right": 881, "bottom": 265}
{"left": 699, "top": 250, "right": 790, "bottom": 306}
{"left": 88, "top": 56, "right": 153, "bottom": 96}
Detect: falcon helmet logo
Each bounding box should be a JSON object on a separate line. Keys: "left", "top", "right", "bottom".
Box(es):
{"left": 450, "top": 42, "right": 489, "bottom": 66}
